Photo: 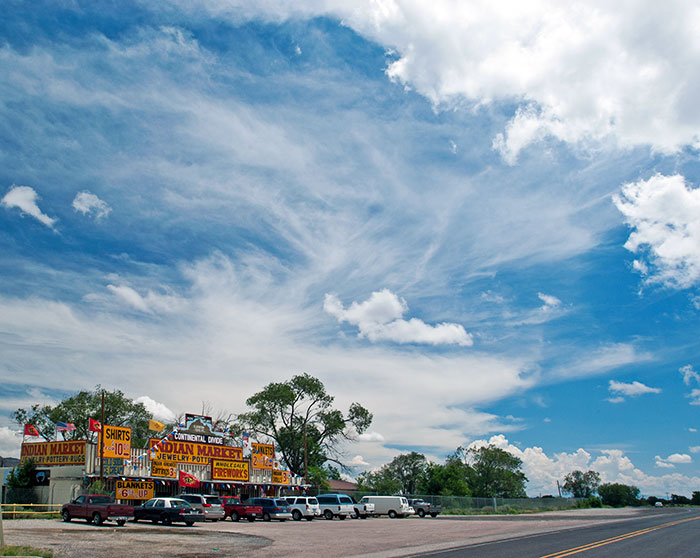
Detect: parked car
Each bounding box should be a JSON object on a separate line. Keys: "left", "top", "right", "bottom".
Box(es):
{"left": 316, "top": 493, "right": 354, "bottom": 520}
{"left": 359, "top": 496, "right": 414, "bottom": 518}
{"left": 133, "top": 497, "right": 204, "bottom": 526}
{"left": 407, "top": 498, "right": 441, "bottom": 518}
{"left": 221, "top": 496, "right": 263, "bottom": 522}
{"left": 246, "top": 497, "right": 292, "bottom": 521}
{"left": 177, "top": 494, "right": 226, "bottom": 521}
{"left": 351, "top": 496, "right": 375, "bottom": 519}
{"left": 284, "top": 496, "right": 321, "bottom": 521}
{"left": 61, "top": 494, "right": 133, "bottom": 526}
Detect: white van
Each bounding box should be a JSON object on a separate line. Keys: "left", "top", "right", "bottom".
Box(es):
{"left": 359, "top": 496, "right": 414, "bottom": 518}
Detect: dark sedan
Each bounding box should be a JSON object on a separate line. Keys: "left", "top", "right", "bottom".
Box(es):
{"left": 133, "top": 497, "right": 205, "bottom": 526}
{"left": 245, "top": 497, "right": 292, "bottom": 521}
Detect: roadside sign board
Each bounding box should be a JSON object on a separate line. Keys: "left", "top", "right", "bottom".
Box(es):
{"left": 100, "top": 425, "right": 131, "bottom": 459}
{"left": 211, "top": 459, "right": 249, "bottom": 482}
{"left": 151, "top": 459, "right": 178, "bottom": 479}
{"left": 116, "top": 480, "right": 154, "bottom": 500}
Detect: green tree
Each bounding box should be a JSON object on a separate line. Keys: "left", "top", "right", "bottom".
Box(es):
{"left": 691, "top": 491, "right": 700, "bottom": 506}
{"left": 5, "top": 459, "right": 38, "bottom": 504}
{"left": 356, "top": 467, "right": 402, "bottom": 494}
{"left": 12, "top": 385, "right": 153, "bottom": 446}
{"left": 235, "top": 373, "right": 372, "bottom": 476}
{"left": 562, "top": 470, "right": 601, "bottom": 498}
{"left": 419, "top": 459, "right": 471, "bottom": 496}
{"left": 460, "top": 444, "right": 528, "bottom": 498}
{"left": 597, "top": 483, "right": 640, "bottom": 507}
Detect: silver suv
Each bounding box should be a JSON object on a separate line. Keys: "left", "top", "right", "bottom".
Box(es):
{"left": 316, "top": 493, "right": 354, "bottom": 520}
{"left": 285, "top": 496, "right": 321, "bottom": 521}
{"left": 177, "top": 494, "right": 225, "bottom": 521}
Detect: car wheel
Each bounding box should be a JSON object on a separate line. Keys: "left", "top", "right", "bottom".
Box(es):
{"left": 151, "top": 519, "right": 159, "bottom": 524}
{"left": 132, "top": 517, "right": 139, "bottom": 523}
{"left": 247, "top": 516, "right": 256, "bottom": 522}
{"left": 185, "top": 521, "right": 194, "bottom": 526}
{"left": 230, "top": 511, "right": 240, "bottom": 522}
{"left": 116, "top": 520, "right": 126, "bottom": 527}
{"left": 92, "top": 512, "right": 103, "bottom": 525}
{"left": 338, "top": 515, "right": 346, "bottom": 520}
{"left": 292, "top": 510, "right": 302, "bottom": 521}
{"left": 263, "top": 512, "right": 271, "bottom": 522}
{"left": 430, "top": 512, "right": 438, "bottom": 517}
{"left": 418, "top": 509, "right": 426, "bottom": 518}
{"left": 62, "top": 510, "right": 71, "bottom": 522}
{"left": 279, "top": 519, "right": 287, "bottom": 522}
{"left": 324, "top": 509, "right": 334, "bottom": 520}
{"left": 361, "top": 514, "right": 368, "bottom": 519}
{"left": 388, "top": 510, "right": 397, "bottom": 519}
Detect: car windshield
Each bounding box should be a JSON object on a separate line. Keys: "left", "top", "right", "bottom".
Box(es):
{"left": 339, "top": 497, "right": 353, "bottom": 504}
{"left": 205, "top": 496, "right": 222, "bottom": 505}
{"left": 274, "top": 499, "right": 288, "bottom": 506}
{"left": 308, "top": 498, "right": 318, "bottom": 505}
{"left": 171, "top": 500, "right": 191, "bottom": 508}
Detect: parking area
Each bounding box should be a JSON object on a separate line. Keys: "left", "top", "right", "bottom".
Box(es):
{"left": 1, "top": 509, "right": 653, "bottom": 558}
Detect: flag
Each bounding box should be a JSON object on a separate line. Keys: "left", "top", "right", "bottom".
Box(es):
{"left": 148, "top": 419, "right": 165, "bottom": 431}
{"left": 56, "top": 421, "right": 76, "bottom": 431}
{"left": 88, "top": 418, "right": 102, "bottom": 432}
{"left": 24, "top": 424, "right": 40, "bottom": 437}
{"left": 179, "top": 470, "right": 200, "bottom": 488}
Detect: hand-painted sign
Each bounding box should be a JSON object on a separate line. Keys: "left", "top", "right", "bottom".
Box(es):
{"left": 20, "top": 441, "right": 86, "bottom": 466}
{"left": 100, "top": 425, "right": 131, "bottom": 459}
{"left": 271, "top": 469, "right": 290, "bottom": 485}
{"left": 251, "top": 443, "right": 274, "bottom": 469}
{"left": 151, "top": 459, "right": 178, "bottom": 479}
{"left": 116, "top": 480, "right": 154, "bottom": 500}
{"left": 211, "top": 459, "right": 249, "bottom": 482}
{"left": 149, "top": 439, "right": 242, "bottom": 464}
{"left": 102, "top": 457, "right": 124, "bottom": 476}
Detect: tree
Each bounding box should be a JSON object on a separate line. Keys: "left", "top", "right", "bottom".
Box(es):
{"left": 562, "top": 470, "right": 601, "bottom": 498}
{"left": 460, "top": 444, "right": 528, "bottom": 498}
{"left": 235, "top": 373, "right": 372, "bottom": 476}
{"left": 356, "top": 467, "right": 402, "bottom": 494}
{"left": 597, "top": 483, "right": 640, "bottom": 507}
{"left": 357, "top": 452, "right": 428, "bottom": 495}
{"left": 691, "top": 491, "right": 700, "bottom": 506}
{"left": 671, "top": 494, "right": 690, "bottom": 505}
{"left": 419, "top": 458, "right": 471, "bottom": 496}
{"left": 5, "top": 459, "right": 38, "bottom": 504}
{"left": 12, "top": 385, "right": 153, "bottom": 446}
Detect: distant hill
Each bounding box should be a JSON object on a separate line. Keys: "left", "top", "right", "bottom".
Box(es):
{"left": 0, "top": 456, "right": 20, "bottom": 467}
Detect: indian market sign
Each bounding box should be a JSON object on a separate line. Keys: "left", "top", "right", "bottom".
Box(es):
{"left": 271, "top": 470, "right": 290, "bottom": 485}
{"left": 100, "top": 425, "right": 131, "bottom": 459}
{"left": 211, "top": 459, "right": 249, "bottom": 482}
{"left": 116, "top": 480, "right": 154, "bottom": 500}
{"left": 20, "top": 441, "right": 86, "bottom": 466}
{"left": 151, "top": 459, "right": 178, "bottom": 479}
{"left": 149, "top": 439, "right": 243, "bottom": 464}
{"left": 252, "top": 443, "right": 274, "bottom": 470}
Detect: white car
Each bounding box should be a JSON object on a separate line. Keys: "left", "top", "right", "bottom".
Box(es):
{"left": 316, "top": 494, "right": 355, "bottom": 520}
{"left": 352, "top": 497, "right": 375, "bottom": 519}
{"left": 285, "top": 496, "right": 322, "bottom": 521}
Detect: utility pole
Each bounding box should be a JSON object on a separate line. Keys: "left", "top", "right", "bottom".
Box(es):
{"left": 557, "top": 480, "right": 562, "bottom": 497}
{"left": 99, "top": 391, "right": 105, "bottom": 484}
{"left": 303, "top": 422, "right": 308, "bottom": 488}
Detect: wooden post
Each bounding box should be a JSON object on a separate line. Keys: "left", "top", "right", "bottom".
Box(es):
{"left": 99, "top": 391, "right": 105, "bottom": 484}
{"left": 303, "top": 422, "right": 308, "bottom": 488}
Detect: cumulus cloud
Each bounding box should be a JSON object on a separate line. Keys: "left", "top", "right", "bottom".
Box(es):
{"left": 608, "top": 380, "right": 661, "bottom": 401}
{"left": 469, "top": 435, "right": 700, "bottom": 496}
{"left": 689, "top": 446, "right": 700, "bottom": 454}
{"left": 1, "top": 185, "right": 56, "bottom": 228}
{"left": 135, "top": 396, "right": 177, "bottom": 423}
{"left": 0, "top": 426, "right": 22, "bottom": 457}
{"left": 687, "top": 389, "right": 700, "bottom": 406}
{"left": 656, "top": 453, "right": 692, "bottom": 468}
{"left": 614, "top": 174, "right": 700, "bottom": 289}
{"left": 350, "top": 455, "right": 370, "bottom": 467}
{"left": 357, "top": 431, "right": 385, "bottom": 443}
{"left": 680, "top": 365, "right": 700, "bottom": 386}
{"left": 324, "top": 289, "right": 473, "bottom": 346}
{"left": 72, "top": 191, "right": 112, "bottom": 219}
{"left": 186, "top": 1, "right": 700, "bottom": 161}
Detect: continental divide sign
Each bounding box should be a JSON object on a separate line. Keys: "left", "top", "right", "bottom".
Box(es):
{"left": 149, "top": 439, "right": 243, "bottom": 464}
{"left": 21, "top": 441, "right": 86, "bottom": 466}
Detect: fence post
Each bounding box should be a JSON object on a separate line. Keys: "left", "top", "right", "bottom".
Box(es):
{"left": 492, "top": 497, "right": 497, "bottom": 512}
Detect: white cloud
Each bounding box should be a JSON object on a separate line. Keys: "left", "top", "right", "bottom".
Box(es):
{"left": 690, "top": 428, "right": 698, "bottom": 433}
{"left": 1, "top": 185, "right": 56, "bottom": 228}
{"left": 680, "top": 365, "right": 700, "bottom": 386}
{"left": 106, "top": 284, "right": 185, "bottom": 314}
{"left": 687, "top": 389, "right": 700, "bottom": 405}
{"left": 134, "top": 396, "right": 177, "bottom": 423}
{"left": 0, "top": 426, "right": 22, "bottom": 457}
{"left": 606, "top": 396, "right": 625, "bottom": 404}
{"left": 468, "top": 435, "right": 700, "bottom": 496}
{"left": 357, "top": 431, "right": 385, "bottom": 443}
{"left": 608, "top": 380, "right": 661, "bottom": 397}
{"left": 72, "top": 191, "right": 112, "bottom": 219}
{"left": 656, "top": 453, "right": 692, "bottom": 468}
{"left": 689, "top": 446, "right": 700, "bottom": 453}
{"left": 655, "top": 459, "right": 676, "bottom": 469}
{"left": 614, "top": 174, "right": 700, "bottom": 289}
{"left": 350, "top": 455, "right": 369, "bottom": 467}
{"left": 551, "top": 343, "right": 651, "bottom": 380}
{"left": 324, "top": 289, "right": 473, "bottom": 346}
{"left": 537, "top": 293, "right": 561, "bottom": 309}
{"left": 183, "top": 1, "right": 700, "bottom": 161}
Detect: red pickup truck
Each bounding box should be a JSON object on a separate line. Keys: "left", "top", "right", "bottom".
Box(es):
{"left": 61, "top": 494, "right": 134, "bottom": 526}
{"left": 221, "top": 496, "right": 263, "bottom": 522}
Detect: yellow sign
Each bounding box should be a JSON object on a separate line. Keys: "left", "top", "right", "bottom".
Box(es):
{"left": 252, "top": 443, "right": 274, "bottom": 457}
{"left": 151, "top": 460, "right": 177, "bottom": 479}
{"left": 20, "top": 441, "right": 86, "bottom": 466}
{"left": 149, "top": 439, "right": 243, "bottom": 464}
{"left": 271, "top": 470, "right": 290, "bottom": 484}
{"left": 116, "top": 480, "right": 154, "bottom": 500}
{"left": 100, "top": 425, "right": 131, "bottom": 459}
{"left": 211, "top": 459, "right": 249, "bottom": 482}
{"left": 252, "top": 452, "right": 273, "bottom": 469}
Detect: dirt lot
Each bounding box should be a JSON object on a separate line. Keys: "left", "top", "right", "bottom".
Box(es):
{"left": 2, "top": 508, "right": 654, "bottom": 558}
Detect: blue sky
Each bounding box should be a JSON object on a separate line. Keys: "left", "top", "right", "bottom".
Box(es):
{"left": 2, "top": 0, "right": 700, "bottom": 496}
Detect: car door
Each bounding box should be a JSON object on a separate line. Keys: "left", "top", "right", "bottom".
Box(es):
{"left": 141, "top": 498, "right": 157, "bottom": 521}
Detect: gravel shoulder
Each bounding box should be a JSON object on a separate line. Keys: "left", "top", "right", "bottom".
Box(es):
{"left": 1, "top": 508, "right": 669, "bottom": 558}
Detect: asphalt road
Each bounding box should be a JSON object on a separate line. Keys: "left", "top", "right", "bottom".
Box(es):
{"left": 414, "top": 508, "right": 700, "bottom": 558}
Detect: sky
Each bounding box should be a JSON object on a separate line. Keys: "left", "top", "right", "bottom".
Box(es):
{"left": 1, "top": 0, "right": 700, "bottom": 497}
